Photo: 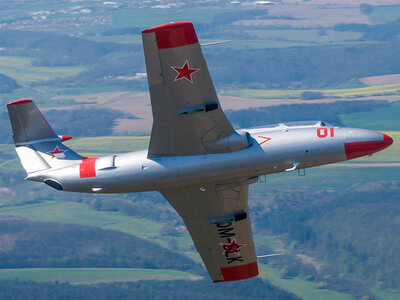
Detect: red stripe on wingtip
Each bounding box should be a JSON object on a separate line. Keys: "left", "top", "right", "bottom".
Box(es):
{"left": 141, "top": 22, "right": 198, "bottom": 49}
{"left": 7, "top": 99, "right": 33, "bottom": 106}
{"left": 213, "top": 262, "right": 259, "bottom": 282}
{"left": 79, "top": 157, "right": 98, "bottom": 178}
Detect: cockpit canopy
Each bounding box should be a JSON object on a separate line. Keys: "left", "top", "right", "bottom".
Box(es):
{"left": 283, "top": 121, "right": 334, "bottom": 127}
{"left": 245, "top": 120, "right": 336, "bottom": 134}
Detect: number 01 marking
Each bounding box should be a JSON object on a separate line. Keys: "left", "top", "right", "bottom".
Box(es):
{"left": 317, "top": 128, "right": 334, "bottom": 138}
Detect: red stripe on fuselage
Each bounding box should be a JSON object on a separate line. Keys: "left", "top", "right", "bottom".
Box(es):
{"left": 213, "top": 261, "right": 259, "bottom": 283}
{"left": 79, "top": 157, "right": 98, "bottom": 178}
{"left": 141, "top": 22, "right": 198, "bottom": 49}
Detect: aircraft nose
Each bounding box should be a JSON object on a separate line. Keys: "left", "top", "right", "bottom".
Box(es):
{"left": 382, "top": 133, "right": 394, "bottom": 145}
{"left": 344, "top": 131, "right": 393, "bottom": 160}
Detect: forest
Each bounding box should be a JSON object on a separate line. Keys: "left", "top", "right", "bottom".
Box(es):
{"left": 0, "top": 278, "right": 301, "bottom": 300}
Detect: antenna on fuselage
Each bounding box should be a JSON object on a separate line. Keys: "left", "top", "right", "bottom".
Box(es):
{"left": 200, "top": 40, "right": 232, "bottom": 47}
{"left": 257, "top": 252, "right": 285, "bottom": 259}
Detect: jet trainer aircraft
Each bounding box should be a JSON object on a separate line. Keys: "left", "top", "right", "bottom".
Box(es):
{"left": 7, "top": 22, "right": 393, "bottom": 282}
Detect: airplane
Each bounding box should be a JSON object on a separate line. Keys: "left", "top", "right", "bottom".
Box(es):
{"left": 7, "top": 22, "right": 393, "bottom": 283}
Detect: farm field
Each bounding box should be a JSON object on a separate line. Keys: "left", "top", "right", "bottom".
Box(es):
{"left": 104, "top": 7, "right": 240, "bottom": 29}
{"left": 252, "top": 164, "right": 400, "bottom": 191}
{"left": 258, "top": 264, "right": 353, "bottom": 300}
{"left": 65, "top": 136, "right": 150, "bottom": 156}
{"left": 340, "top": 102, "right": 400, "bottom": 131}
{"left": 222, "top": 84, "right": 400, "bottom": 99}
{"left": 224, "top": 32, "right": 370, "bottom": 50}
{"left": 0, "top": 201, "right": 165, "bottom": 246}
{"left": 246, "top": 29, "right": 362, "bottom": 44}
{"left": 84, "top": 34, "right": 367, "bottom": 50}
{"left": 0, "top": 268, "right": 201, "bottom": 284}
{"left": 39, "top": 88, "right": 400, "bottom": 136}
{"left": 0, "top": 56, "right": 85, "bottom": 84}
{"left": 367, "top": 4, "right": 400, "bottom": 24}
{"left": 0, "top": 198, "right": 193, "bottom": 259}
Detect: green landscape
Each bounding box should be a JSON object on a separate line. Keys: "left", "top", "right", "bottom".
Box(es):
{"left": 0, "top": 268, "right": 201, "bottom": 284}
{"left": 223, "top": 84, "right": 400, "bottom": 99}
{"left": 0, "top": 0, "right": 399, "bottom": 299}
{"left": 0, "top": 56, "right": 85, "bottom": 84}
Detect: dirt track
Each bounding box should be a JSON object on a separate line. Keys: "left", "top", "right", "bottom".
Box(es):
{"left": 323, "top": 163, "right": 400, "bottom": 167}
{"left": 360, "top": 74, "right": 400, "bottom": 86}
{"left": 50, "top": 92, "right": 399, "bottom": 134}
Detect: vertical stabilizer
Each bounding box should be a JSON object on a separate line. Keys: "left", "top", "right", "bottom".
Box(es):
{"left": 7, "top": 100, "right": 82, "bottom": 174}
{"left": 7, "top": 99, "right": 57, "bottom": 144}
{"left": 141, "top": 22, "right": 249, "bottom": 157}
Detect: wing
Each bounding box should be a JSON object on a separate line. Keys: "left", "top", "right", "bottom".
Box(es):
{"left": 141, "top": 22, "right": 249, "bottom": 157}
{"left": 161, "top": 178, "right": 259, "bottom": 282}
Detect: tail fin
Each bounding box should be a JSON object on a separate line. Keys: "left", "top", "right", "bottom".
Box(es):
{"left": 141, "top": 22, "right": 248, "bottom": 157}
{"left": 7, "top": 99, "right": 82, "bottom": 174}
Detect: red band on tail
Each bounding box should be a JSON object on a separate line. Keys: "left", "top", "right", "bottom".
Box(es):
{"left": 7, "top": 99, "right": 33, "bottom": 106}
{"left": 141, "top": 22, "right": 198, "bottom": 49}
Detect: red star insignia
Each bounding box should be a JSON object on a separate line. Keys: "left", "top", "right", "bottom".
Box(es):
{"left": 47, "top": 145, "right": 67, "bottom": 159}
{"left": 219, "top": 238, "right": 247, "bottom": 256}
{"left": 258, "top": 136, "right": 272, "bottom": 145}
{"left": 170, "top": 59, "right": 200, "bottom": 84}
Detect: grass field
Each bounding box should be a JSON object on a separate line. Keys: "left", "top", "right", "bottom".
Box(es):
{"left": 261, "top": 262, "right": 400, "bottom": 300}
{"left": 340, "top": 102, "right": 400, "bottom": 131}
{"left": 64, "top": 136, "right": 150, "bottom": 156}
{"left": 84, "top": 36, "right": 320, "bottom": 48}
{"left": 227, "top": 29, "right": 366, "bottom": 49}
{"left": 252, "top": 164, "right": 400, "bottom": 192}
{"left": 83, "top": 23, "right": 369, "bottom": 49}
{"left": 222, "top": 84, "right": 400, "bottom": 99}
{"left": 0, "top": 56, "right": 85, "bottom": 84}
{"left": 246, "top": 29, "right": 362, "bottom": 44}
{"left": 84, "top": 35, "right": 369, "bottom": 49}
{"left": 0, "top": 201, "right": 166, "bottom": 246}
{"left": 0, "top": 158, "right": 20, "bottom": 170}
{"left": 42, "top": 85, "right": 131, "bottom": 96}
{"left": 84, "top": 35, "right": 142, "bottom": 44}
{"left": 258, "top": 264, "right": 353, "bottom": 300}
{"left": 368, "top": 5, "right": 400, "bottom": 24}
{"left": 104, "top": 7, "right": 239, "bottom": 29}
{"left": 0, "top": 268, "right": 202, "bottom": 284}
{"left": 372, "top": 289, "right": 400, "bottom": 300}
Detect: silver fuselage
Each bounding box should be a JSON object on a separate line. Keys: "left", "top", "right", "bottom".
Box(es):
{"left": 27, "top": 123, "right": 389, "bottom": 194}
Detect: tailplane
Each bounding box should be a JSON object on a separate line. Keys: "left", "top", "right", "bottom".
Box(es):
{"left": 7, "top": 99, "right": 82, "bottom": 174}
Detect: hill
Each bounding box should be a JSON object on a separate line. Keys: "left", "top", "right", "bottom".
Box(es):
{"left": 0, "top": 278, "right": 301, "bottom": 300}
{"left": 0, "top": 217, "right": 201, "bottom": 273}
{"left": 0, "top": 73, "right": 20, "bottom": 93}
